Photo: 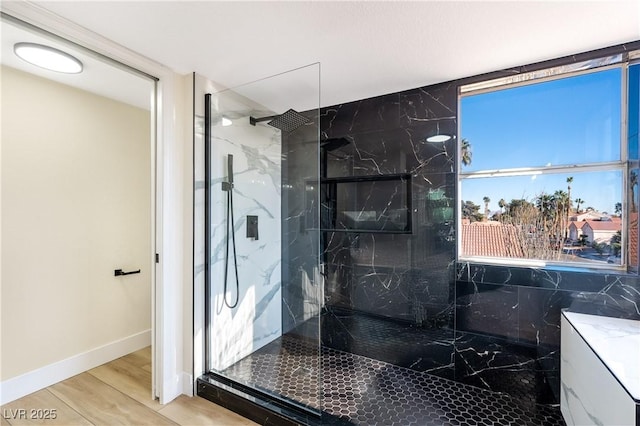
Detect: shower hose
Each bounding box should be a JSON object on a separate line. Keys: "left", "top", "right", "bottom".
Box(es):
{"left": 223, "top": 183, "right": 240, "bottom": 309}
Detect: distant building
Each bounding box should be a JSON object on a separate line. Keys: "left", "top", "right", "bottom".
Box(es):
{"left": 580, "top": 220, "right": 621, "bottom": 244}
{"left": 461, "top": 221, "right": 524, "bottom": 258}
{"left": 463, "top": 216, "right": 623, "bottom": 259}
{"left": 569, "top": 211, "right": 610, "bottom": 222}
{"left": 569, "top": 214, "right": 621, "bottom": 244}
{"left": 568, "top": 221, "right": 588, "bottom": 241}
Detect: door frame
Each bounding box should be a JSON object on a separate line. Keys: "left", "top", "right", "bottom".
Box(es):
{"left": 0, "top": 2, "right": 189, "bottom": 404}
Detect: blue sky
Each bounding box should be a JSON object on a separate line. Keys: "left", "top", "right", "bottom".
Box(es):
{"left": 460, "top": 68, "right": 623, "bottom": 213}
{"left": 462, "top": 171, "right": 622, "bottom": 214}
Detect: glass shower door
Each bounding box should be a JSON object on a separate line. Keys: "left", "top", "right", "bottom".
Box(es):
{"left": 199, "top": 64, "right": 321, "bottom": 415}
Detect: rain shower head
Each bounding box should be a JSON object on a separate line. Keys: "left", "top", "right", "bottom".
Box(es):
{"left": 250, "top": 108, "right": 311, "bottom": 132}
{"left": 267, "top": 109, "right": 310, "bottom": 132}
{"left": 321, "top": 137, "right": 351, "bottom": 151}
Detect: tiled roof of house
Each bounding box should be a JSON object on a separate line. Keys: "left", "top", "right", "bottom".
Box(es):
{"left": 570, "top": 211, "right": 608, "bottom": 221}
{"left": 583, "top": 220, "right": 621, "bottom": 231}
{"left": 569, "top": 221, "right": 588, "bottom": 229}
{"left": 461, "top": 221, "right": 525, "bottom": 258}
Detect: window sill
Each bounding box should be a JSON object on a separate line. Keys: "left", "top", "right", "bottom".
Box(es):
{"left": 457, "top": 256, "right": 633, "bottom": 276}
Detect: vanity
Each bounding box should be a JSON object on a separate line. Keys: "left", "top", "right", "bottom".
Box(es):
{"left": 561, "top": 311, "right": 640, "bottom": 426}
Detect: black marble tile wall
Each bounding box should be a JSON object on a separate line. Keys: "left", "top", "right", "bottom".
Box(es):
{"left": 279, "top": 40, "right": 640, "bottom": 411}
{"left": 455, "top": 262, "right": 640, "bottom": 403}
{"left": 281, "top": 114, "right": 322, "bottom": 337}
{"left": 318, "top": 84, "right": 457, "bottom": 332}
{"left": 398, "top": 83, "right": 457, "bottom": 127}
{"left": 453, "top": 332, "right": 559, "bottom": 405}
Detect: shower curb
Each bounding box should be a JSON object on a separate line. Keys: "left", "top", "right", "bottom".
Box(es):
{"left": 197, "top": 374, "right": 328, "bottom": 426}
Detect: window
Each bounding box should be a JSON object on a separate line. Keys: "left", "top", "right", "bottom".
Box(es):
{"left": 458, "top": 59, "right": 638, "bottom": 269}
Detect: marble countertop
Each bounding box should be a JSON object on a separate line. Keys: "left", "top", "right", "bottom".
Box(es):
{"left": 563, "top": 311, "right": 640, "bottom": 401}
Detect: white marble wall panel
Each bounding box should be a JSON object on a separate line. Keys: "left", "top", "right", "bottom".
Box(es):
{"left": 208, "top": 116, "right": 282, "bottom": 371}
{"left": 561, "top": 314, "right": 637, "bottom": 426}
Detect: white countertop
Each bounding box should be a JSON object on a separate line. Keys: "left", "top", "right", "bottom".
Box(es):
{"left": 563, "top": 311, "right": 640, "bottom": 401}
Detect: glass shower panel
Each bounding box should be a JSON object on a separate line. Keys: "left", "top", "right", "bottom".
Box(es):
{"left": 203, "top": 64, "right": 321, "bottom": 415}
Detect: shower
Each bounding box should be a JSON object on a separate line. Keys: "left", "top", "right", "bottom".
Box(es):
{"left": 214, "top": 107, "right": 310, "bottom": 310}
{"left": 200, "top": 64, "right": 322, "bottom": 419}
{"left": 250, "top": 108, "right": 310, "bottom": 132}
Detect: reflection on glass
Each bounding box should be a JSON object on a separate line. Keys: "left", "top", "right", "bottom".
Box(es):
{"left": 461, "top": 170, "right": 623, "bottom": 266}
{"left": 201, "top": 63, "right": 321, "bottom": 414}
{"left": 629, "top": 64, "right": 639, "bottom": 161}
{"left": 461, "top": 68, "right": 621, "bottom": 171}
{"left": 629, "top": 168, "right": 639, "bottom": 270}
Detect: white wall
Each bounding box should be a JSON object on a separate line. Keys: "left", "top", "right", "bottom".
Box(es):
{"left": 1, "top": 66, "right": 152, "bottom": 386}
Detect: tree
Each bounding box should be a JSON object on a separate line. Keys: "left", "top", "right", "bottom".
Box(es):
{"left": 566, "top": 177, "right": 573, "bottom": 213}
{"left": 461, "top": 139, "right": 472, "bottom": 167}
{"left": 553, "top": 190, "right": 570, "bottom": 241}
{"left": 536, "top": 193, "right": 554, "bottom": 233}
{"left": 610, "top": 231, "right": 622, "bottom": 256}
{"left": 574, "top": 198, "right": 584, "bottom": 213}
{"left": 615, "top": 202, "right": 622, "bottom": 217}
{"left": 579, "top": 234, "right": 589, "bottom": 246}
{"left": 532, "top": 190, "right": 570, "bottom": 255}
{"left": 592, "top": 241, "right": 606, "bottom": 256}
{"left": 500, "top": 198, "right": 554, "bottom": 259}
{"left": 461, "top": 200, "right": 483, "bottom": 222}
{"left": 483, "top": 196, "right": 491, "bottom": 219}
{"left": 498, "top": 198, "right": 506, "bottom": 212}
{"left": 503, "top": 199, "right": 535, "bottom": 222}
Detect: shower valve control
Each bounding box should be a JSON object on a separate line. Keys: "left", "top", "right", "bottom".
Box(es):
{"left": 247, "top": 215, "right": 259, "bottom": 240}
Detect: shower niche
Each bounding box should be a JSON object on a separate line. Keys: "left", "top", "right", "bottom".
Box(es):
{"left": 317, "top": 173, "right": 412, "bottom": 233}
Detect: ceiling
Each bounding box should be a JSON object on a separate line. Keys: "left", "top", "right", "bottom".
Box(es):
{"left": 4, "top": 1, "right": 640, "bottom": 110}
{"left": 1, "top": 15, "right": 154, "bottom": 110}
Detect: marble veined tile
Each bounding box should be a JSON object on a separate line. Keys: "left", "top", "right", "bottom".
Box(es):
{"left": 208, "top": 118, "right": 283, "bottom": 371}
{"left": 563, "top": 311, "right": 640, "bottom": 400}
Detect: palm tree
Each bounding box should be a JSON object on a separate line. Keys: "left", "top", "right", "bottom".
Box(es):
{"left": 483, "top": 196, "right": 491, "bottom": 219}
{"left": 536, "top": 193, "right": 553, "bottom": 231}
{"left": 615, "top": 202, "right": 622, "bottom": 217}
{"left": 566, "top": 177, "right": 573, "bottom": 213}
{"left": 498, "top": 198, "right": 506, "bottom": 212}
{"left": 574, "top": 198, "right": 584, "bottom": 213}
{"left": 461, "top": 139, "right": 472, "bottom": 167}
{"left": 553, "top": 190, "right": 570, "bottom": 240}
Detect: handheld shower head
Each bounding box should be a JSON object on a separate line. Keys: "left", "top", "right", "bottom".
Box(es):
{"left": 222, "top": 154, "right": 234, "bottom": 191}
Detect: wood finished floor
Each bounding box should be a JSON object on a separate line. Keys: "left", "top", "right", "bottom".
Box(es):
{"left": 1, "top": 347, "right": 257, "bottom": 426}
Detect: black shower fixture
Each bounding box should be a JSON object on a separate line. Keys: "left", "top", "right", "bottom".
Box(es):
{"left": 250, "top": 108, "right": 310, "bottom": 132}
{"left": 321, "top": 137, "right": 351, "bottom": 151}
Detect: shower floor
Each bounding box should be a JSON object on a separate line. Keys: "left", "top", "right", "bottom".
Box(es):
{"left": 219, "top": 335, "right": 565, "bottom": 425}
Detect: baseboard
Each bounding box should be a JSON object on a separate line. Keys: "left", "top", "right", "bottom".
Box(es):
{"left": 0, "top": 329, "right": 151, "bottom": 405}
{"left": 181, "top": 372, "right": 194, "bottom": 397}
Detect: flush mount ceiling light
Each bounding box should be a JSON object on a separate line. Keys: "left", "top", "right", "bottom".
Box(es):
{"left": 14, "top": 42, "right": 83, "bottom": 74}
{"left": 426, "top": 134, "right": 452, "bottom": 143}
